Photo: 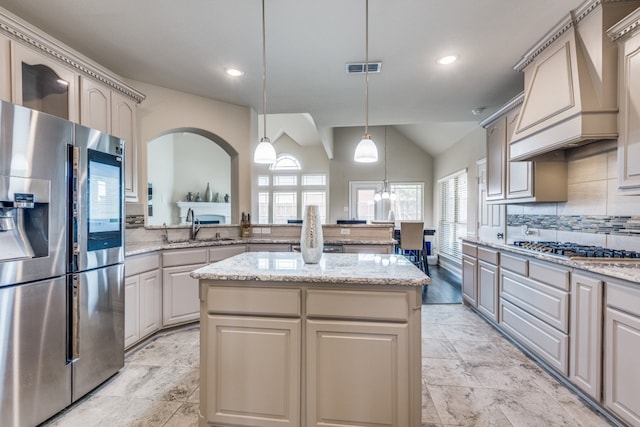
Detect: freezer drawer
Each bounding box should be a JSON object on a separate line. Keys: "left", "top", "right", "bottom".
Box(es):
{"left": 71, "top": 263, "right": 125, "bottom": 401}
{"left": 0, "top": 276, "right": 71, "bottom": 427}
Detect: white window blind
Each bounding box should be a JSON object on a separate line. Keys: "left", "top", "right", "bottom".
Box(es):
{"left": 438, "top": 170, "right": 467, "bottom": 261}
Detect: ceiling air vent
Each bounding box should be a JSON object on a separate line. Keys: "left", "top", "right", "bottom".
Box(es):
{"left": 346, "top": 62, "right": 382, "bottom": 74}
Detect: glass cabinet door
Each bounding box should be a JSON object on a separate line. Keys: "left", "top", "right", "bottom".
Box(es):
{"left": 12, "top": 43, "right": 78, "bottom": 122}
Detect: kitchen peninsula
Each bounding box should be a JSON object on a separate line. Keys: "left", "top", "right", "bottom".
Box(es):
{"left": 191, "top": 251, "right": 429, "bottom": 427}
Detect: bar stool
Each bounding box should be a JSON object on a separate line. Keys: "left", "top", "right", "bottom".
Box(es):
{"left": 400, "top": 221, "right": 426, "bottom": 273}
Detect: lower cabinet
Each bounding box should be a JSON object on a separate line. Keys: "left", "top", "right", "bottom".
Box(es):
{"left": 247, "top": 243, "right": 291, "bottom": 252}
{"left": 162, "top": 250, "right": 206, "bottom": 326}
{"left": 604, "top": 279, "right": 640, "bottom": 426}
{"left": 204, "top": 315, "right": 301, "bottom": 427}
{"left": 342, "top": 244, "right": 392, "bottom": 254}
{"left": 124, "top": 252, "right": 162, "bottom": 348}
{"left": 461, "top": 252, "right": 477, "bottom": 307}
{"left": 569, "top": 272, "right": 603, "bottom": 400}
{"left": 306, "top": 319, "right": 409, "bottom": 426}
{"left": 477, "top": 247, "right": 499, "bottom": 322}
{"left": 200, "top": 284, "right": 421, "bottom": 427}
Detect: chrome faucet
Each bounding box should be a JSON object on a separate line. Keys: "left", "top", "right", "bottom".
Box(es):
{"left": 185, "top": 208, "right": 201, "bottom": 240}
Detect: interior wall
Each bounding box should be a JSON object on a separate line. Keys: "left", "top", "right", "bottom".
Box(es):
{"left": 126, "top": 78, "right": 252, "bottom": 224}
{"left": 147, "top": 133, "right": 174, "bottom": 225}
{"left": 432, "top": 126, "right": 486, "bottom": 261}
{"left": 330, "top": 125, "right": 434, "bottom": 225}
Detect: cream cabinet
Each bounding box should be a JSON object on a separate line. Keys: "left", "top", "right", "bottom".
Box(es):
{"left": 604, "top": 279, "right": 640, "bottom": 426}
{"left": 80, "top": 76, "right": 138, "bottom": 201}
{"left": 569, "top": 272, "right": 603, "bottom": 401}
{"left": 477, "top": 247, "right": 499, "bottom": 323}
{"left": 461, "top": 242, "right": 477, "bottom": 307}
{"left": 124, "top": 252, "right": 162, "bottom": 348}
{"left": 0, "top": 34, "right": 10, "bottom": 102}
{"left": 11, "top": 43, "right": 79, "bottom": 122}
{"left": 612, "top": 9, "right": 640, "bottom": 195}
{"left": 481, "top": 95, "right": 567, "bottom": 203}
{"left": 199, "top": 283, "right": 422, "bottom": 427}
{"left": 162, "top": 248, "right": 207, "bottom": 326}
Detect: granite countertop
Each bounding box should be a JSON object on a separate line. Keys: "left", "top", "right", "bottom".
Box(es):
{"left": 125, "top": 238, "right": 396, "bottom": 257}
{"left": 463, "top": 238, "right": 640, "bottom": 284}
{"left": 190, "top": 252, "right": 430, "bottom": 287}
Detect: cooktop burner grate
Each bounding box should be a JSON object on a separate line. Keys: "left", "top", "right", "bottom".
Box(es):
{"left": 511, "top": 241, "right": 640, "bottom": 259}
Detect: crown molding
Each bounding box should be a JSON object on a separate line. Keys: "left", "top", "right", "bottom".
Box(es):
{"left": 607, "top": 6, "right": 640, "bottom": 41}
{"left": 513, "top": 0, "right": 637, "bottom": 72}
{"left": 0, "top": 8, "right": 145, "bottom": 103}
{"left": 480, "top": 92, "right": 524, "bottom": 128}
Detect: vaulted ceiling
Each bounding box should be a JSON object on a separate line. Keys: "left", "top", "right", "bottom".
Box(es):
{"left": 0, "top": 0, "right": 586, "bottom": 156}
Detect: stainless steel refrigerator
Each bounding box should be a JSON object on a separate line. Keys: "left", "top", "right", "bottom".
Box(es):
{"left": 0, "top": 101, "right": 125, "bottom": 426}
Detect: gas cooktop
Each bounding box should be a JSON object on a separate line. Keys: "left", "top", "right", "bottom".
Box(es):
{"left": 511, "top": 241, "right": 640, "bottom": 260}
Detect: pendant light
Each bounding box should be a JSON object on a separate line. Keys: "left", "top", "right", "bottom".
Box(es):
{"left": 353, "top": 0, "right": 378, "bottom": 163}
{"left": 253, "top": 0, "right": 277, "bottom": 164}
{"left": 374, "top": 126, "right": 395, "bottom": 202}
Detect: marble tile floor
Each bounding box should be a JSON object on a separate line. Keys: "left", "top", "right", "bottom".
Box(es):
{"left": 44, "top": 305, "right": 614, "bottom": 427}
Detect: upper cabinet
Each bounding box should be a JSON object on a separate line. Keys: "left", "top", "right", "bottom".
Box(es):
{"left": 0, "top": 9, "right": 145, "bottom": 201}
{"left": 81, "top": 77, "right": 138, "bottom": 199}
{"left": 12, "top": 43, "right": 78, "bottom": 122}
{"left": 481, "top": 93, "right": 567, "bottom": 204}
{"left": 510, "top": 0, "right": 640, "bottom": 161}
{"left": 0, "top": 34, "right": 10, "bottom": 102}
{"left": 609, "top": 8, "right": 640, "bottom": 195}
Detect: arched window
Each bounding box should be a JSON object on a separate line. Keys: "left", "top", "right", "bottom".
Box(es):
{"left": 258, "top": 154, "right": 327, "bottom": 224}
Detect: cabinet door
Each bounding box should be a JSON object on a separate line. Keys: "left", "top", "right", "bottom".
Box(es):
{"left": 306, "top": 320, "right": 409, "bottom": 427}
{"left": 477, "top": 159, "right": 506, "bottom": 243}
{"left": 570, "top": 273, "right": 603, "bottom": 400}
{"left": 111, "top": 91, "right": 138, "bottom": 200}
{"left": 506, "top": 105, "right": 534, "bottom": 199}
{"left": 162, "top": 263, "right": 205, "bottom": 326}
{"left": 618, "top": 31, "right": 640, "bottom": 193}
{"left": 204, "top": 315, "right": 301, "bottom": 427}
{"left": 462, "top": 254, "right": 477, "bottom": 307}
{"left": 0, "top": 35, "right": 10, "bottom": 102}
{"left": 486, "top": 116, "right": 506, "bottom": 200}
{"left": 477, "top": 260, "right": 499, "bottom": 322}
{"left": 12, "top": 43, "right": 78, "bottom": 122}
{"left": 124, "top": 275, "right": 140, "bottom": 348}
{"left": 139, "top": 269, "right": 161, "bottom": 338}
{"left": 605, "top": 307, "right": 640, "bottom": 426}
{"left": 80, "top": 76, "right": 110, "bottom": 132}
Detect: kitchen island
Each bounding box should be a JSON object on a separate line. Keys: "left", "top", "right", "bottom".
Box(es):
{"left": 191, "top": 251, "right": 429, "bottom": 427}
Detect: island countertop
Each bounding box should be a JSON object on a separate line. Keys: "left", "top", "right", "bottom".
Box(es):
{"left": 190, "top": 251, "right": 430, "bottom": 286}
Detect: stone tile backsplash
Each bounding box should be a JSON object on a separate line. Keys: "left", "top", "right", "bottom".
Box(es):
{"left": 508, "top": 214, "right": 640, "bottom": 236}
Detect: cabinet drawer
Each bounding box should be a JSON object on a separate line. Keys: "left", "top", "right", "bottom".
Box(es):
{"left": 500, "top": 270, "right": 569, "bottom": 333}
{"left": 207, "top": 286, "right": 301, "bottom": 317}
{"left": 500, "top": 253, "right": 528, "bottom": 275}
{"left": 125, "top": 252, "right": 160, "bottom": 277}
{"left": 500, "top": 298, "right": 568, "bottom": 375}
{"left": 529, "top": 261, "right": 569, "bottom": 291}
{"left": 462, "top": 242, "right": 477, "bottom": 257}
{"left": 478, "top": 247, "right": 499, "bottom": 265}
{"left": 607, "top": 280, "right": 640, "bottom": 315}
{"left": 306, "top": 289, "right": 410, "bottom": 322}
{"left": 163, "top": 248, "right": 208, "bottom": 267}
{"left": 208, "top": 245, "right": 246, "bottom": 262}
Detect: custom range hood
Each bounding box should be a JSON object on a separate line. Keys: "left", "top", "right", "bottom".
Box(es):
{"left": 509, "top": 0, "right": 640, "bottom": 161}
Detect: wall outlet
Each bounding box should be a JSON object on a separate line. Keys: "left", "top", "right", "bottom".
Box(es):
{"left": 343, "top": 206, "right": 349, "bottom": 212}
{"left": 253, "top": 227, "right": 262, "bottom": 234}
{"left": 341, "top": 228, "right": 350, "bottom": 235}
{"left": 262, "top": 227, "right": 271, "bottom": 234}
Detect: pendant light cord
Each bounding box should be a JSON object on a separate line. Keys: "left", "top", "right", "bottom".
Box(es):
{"left": 364, "top": 0, "right": 369, "bottom": 137}
{"left": 262, "top": 0, "right": 268, "bottom": 139}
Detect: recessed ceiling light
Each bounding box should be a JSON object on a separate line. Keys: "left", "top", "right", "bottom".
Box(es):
{"left": 225, "top": 68, "right": 244, "bottom": 77}
{"left": 436, "top": 55, "right": 458, "bottom": 65}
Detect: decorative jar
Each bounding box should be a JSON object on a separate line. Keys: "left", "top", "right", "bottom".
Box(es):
{"left": 300, "top": 205, "right": 323, "bottom": 264}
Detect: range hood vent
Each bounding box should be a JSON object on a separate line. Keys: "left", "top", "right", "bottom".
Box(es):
{"left": 346, "top": 62, "right": 382, "bottom": 74}
{"left": 509, "top": 0, "right": 640, "bottom": 161}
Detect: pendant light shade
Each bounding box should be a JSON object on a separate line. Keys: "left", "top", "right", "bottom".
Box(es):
{"left": 354, "top": 134, "right": 378, "bottom": 163}
{"left": 253, "top": 0, "right": 277, "bottom": 164}
{"left": 354, "top": 0, "right": 378, "bottom": 163}
{"left": 254, "top": 136, "right": 277, "bottom": 163}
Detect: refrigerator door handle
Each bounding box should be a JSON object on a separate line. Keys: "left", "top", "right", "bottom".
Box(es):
{"left": 69, "top": 274, "right": 80, "bottom": 362}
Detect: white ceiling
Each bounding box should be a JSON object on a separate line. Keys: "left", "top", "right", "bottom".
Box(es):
{"left": 0, "top": 0, "right": 586, "bottom": 156}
